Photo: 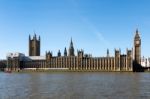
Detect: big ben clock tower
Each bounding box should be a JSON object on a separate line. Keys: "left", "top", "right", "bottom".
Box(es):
{"left": 134, "top": 29, "right": 141, "bottom": 65}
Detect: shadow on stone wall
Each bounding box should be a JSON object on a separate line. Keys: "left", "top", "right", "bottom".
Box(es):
{"left": 133, "top": 60, "right": 144, "bottom": 72}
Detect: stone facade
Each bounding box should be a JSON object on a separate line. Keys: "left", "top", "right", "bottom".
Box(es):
{"left": 42, "top": 49, "right": 132, "bottom": 71}
{"left": 134, "top": 29, "right": 141, "bottom": 64}
{"left": 29, "top": 34, "right": 40, "bottom": 56}
{"left": 0, "top": 29, "right": 142, "bottom": 72}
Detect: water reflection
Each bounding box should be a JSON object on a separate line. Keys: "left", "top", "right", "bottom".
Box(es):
{"left": 0, "top": 72, "right": 149, "bottom": 99}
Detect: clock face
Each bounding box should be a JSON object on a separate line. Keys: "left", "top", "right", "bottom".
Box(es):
{"left": 135, "top": 40, "right": 140, "bottom": 44}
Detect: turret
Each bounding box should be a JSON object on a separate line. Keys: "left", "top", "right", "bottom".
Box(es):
{"left": 57, "top": 50, "right": 61, "bottom": 57}
{"left": 77, "top": 49, "right": 84, "bottom": 58}
{"left": 46, "top": 51, "right": 52, "bottom": 60}
{"left": 107, "top": 49, "right": 109, "bottom": 57}
{"left": 115, "top": 49, "right": 121, "bottom": 70}
{"left": 39, "top": 36, "right": 40, "bottom": 41}
{"left": 127, "top": 48, "right": 132, "bottom": 58}
{"left": 29, "top": 35, "right": 31, "bottom": 40}
{"left": 64, "top": 47, "right": 67, "bottom": 56}
{"left": 126, "top": 48, "right": 133, "bottom": 70}
{"left": 34, "top": 33, "right": 37, "bottom": 40}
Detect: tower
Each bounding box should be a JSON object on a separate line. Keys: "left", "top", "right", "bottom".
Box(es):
{"left": 29, "top": 34, "right": 40, "bottom": 56}
{"left": 77, "top": 49, "right": 84, "bottom": 58}
{"left": 107, "top": 49, "right": 109, "bottom": 57}
{"left": 57, "top": 50, "right": 61, "bottom": 57}
{"left": 115, "top": 49, "right": 121, "bottom": 70}
{"left": 46, "top": 51, "right": 52, "bottom": 61}
{"left": 46, "top": 51, "right": 52, "bottom": 68}
{"left": 127, "top": 49, "right": 132, "bottom": 71}
{"left": 134, "top": 29, "right": 141, "bottom": 64}
{"left": 64, "top": 47, "right": 67, "bottom": 56}
{"left": 69, "top": 38, "right": 75, "bottom": 56}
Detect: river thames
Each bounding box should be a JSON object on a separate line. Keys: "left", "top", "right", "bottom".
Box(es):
{"left": 0, "top": 72, "right": 149, "bottom": 99}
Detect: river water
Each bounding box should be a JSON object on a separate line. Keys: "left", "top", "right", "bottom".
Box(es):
{"left": 0, "top": 72, "right": 149, "bottom": 99}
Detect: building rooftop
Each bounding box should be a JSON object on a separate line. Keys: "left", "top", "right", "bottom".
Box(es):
{"left": 25, "top": 56, "right": 46, "bottom": 61}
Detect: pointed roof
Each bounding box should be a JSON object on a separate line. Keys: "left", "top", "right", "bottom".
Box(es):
{"left": 64, "top": 47, "right": 67, "bottom": 56}
{"left": 29, "top": 34, "right": 31, "bottom": 40}
{"left": 39, "top": 35, "right": 40, "bottom": 40}
{"left": 70, "top": 37, "right": 73, "bottom": 45}
{"left": 33, "top": 33, "right": 37, "bottom": 40}
{"left": 64, "top": 47, "right": 67, "bottom": 52}
{"left": 107, "top": 49, "right": 109, "bottom": 57}
{"left": 107, "top": 49, "right": 109, "bottom": 53}
{"left": 69, "top": 37, "right": 74, "bottom": 48}
{"left": 34, "top": 33, "right": 36, "bottom": 37}
{"left": 69, "top": 37, "right": 75, "bottom": 56}
{"left": 135, "top": 28, "right": 140, "bottom": 39}
{"left": 58, "top": 49, "right": 61, "bottom": 53}
{"left": 58, "top": 50, "right": 61, "bottom": 56}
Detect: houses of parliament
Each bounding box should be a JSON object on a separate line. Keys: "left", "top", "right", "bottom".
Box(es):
{"left": 0, "top": 29, "right": 144, "bottom": 72}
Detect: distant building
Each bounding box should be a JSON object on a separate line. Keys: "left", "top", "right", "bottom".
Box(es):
{"left": 141, "top": 56, "right": 150, "bottom": 67}
{"left": 0, "top": 29, "right": 143, "bottom": 72}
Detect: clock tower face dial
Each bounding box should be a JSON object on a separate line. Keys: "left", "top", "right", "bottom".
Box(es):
{"left": 135, "top": 40, "right": 140, "bottom": 45}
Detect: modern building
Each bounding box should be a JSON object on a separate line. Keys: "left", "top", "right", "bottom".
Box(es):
{"left": 0, "top": 29, "right": 143, "bottom": 72}
{"left": 141, "top": 56, "right": 150, "bottom": 67}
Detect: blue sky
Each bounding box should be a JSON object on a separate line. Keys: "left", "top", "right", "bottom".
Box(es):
{"left": 0, "top": 0, "right": 150, "bottom": 59}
